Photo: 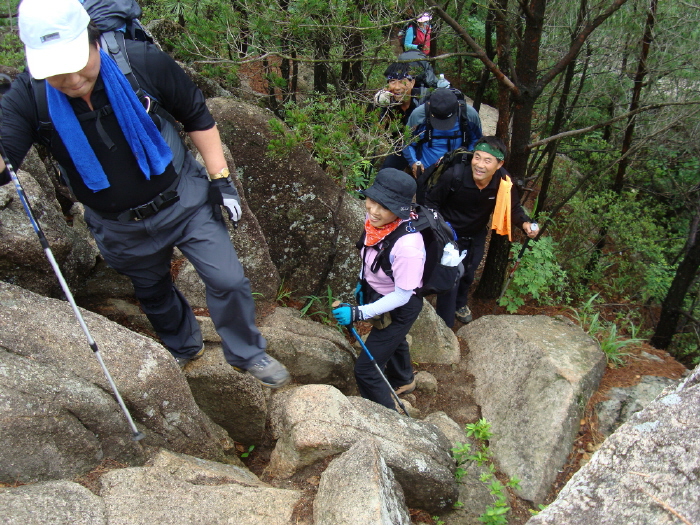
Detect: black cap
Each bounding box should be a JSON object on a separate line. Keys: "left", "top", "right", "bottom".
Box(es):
{"left": 360, "top": 168, "right": 415, "bottom": 220}
{"left": 428, "top": 88, "right": 459, "bottom": 131}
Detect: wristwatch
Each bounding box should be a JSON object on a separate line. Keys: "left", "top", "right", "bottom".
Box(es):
{"left": 208, "top": 167, "right": 230, "bottom": 181}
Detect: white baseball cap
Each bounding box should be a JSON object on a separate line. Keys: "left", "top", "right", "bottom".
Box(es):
{"left": 19, "top": 0, "right": 91, "bottom": 79}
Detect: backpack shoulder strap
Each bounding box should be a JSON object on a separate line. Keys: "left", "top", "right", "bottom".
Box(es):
{"left": 449, "top": 153, "right": 471, "bottom": 192}
{"left": 30, "top": 78, "right": 52, "bottom": 147}
{"left": 101, "top": 31, "right": 142, "bottom": 95}
{"left": 369, "top": 224, "right": 413, "bottom": 279}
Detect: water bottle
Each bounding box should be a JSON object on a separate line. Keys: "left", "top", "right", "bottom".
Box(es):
{"left": 437, "top": 74, "right": 450, "bottom": 89}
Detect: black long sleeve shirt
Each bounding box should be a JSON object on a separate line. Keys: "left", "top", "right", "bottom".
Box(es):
{"left": 0, "top": 39, "right": 215, "bottom": 213}
{"left": 424, "top": 156, "right": 531, "bottom": 239}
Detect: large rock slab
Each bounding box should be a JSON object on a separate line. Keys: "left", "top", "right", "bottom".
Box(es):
{"left": 460, "top": 315, "right": 605, "bottom": 503}
{"left": 0, "top": 348, "right": 143, "bottom": 483}
{"left": 595, "top": 374, "right": 679, "bottom": 437}
{"left": 207, "top": 98, "right": 365, "bottom": 299}
{"left": 0, "top": 151, "right": 99, "bottom": 297}
{"left": 313, "top": 438, "right": 411, "bottom": 525}
{"left": 0, "top": 282, "right": 231, "bottom": 483}
{"left": 183, "top": 347, "right": 270, "bottom": 445}
{"left": 147, "top": 448, "right": 264, "bottom": 487}
{"left": 260, "top": 307, "right": 357, "bottom": 394}
{"left": 267, "top": 384, "right": 458, "bottom": 512}
{"left": 409, "top": 299, "right": 460, "bottom": 364}
{"left": 0, "top": 480, "right": 106, "bottom": 525}
{"left": 526, "top": 364, "right": 700, "bottom": 525}
{"left": 100, "top": 461, "right": 301, "bottom": 525}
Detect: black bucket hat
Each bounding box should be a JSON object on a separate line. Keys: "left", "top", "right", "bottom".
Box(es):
{"left": 428, "top": 88, "right": 459, "bottom": 131}
{"left": 360, "top": 168, "right": 416, "bottom": 220}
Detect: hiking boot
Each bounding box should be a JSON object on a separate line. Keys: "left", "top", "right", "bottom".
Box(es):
{"left": 395, "top": 379, "right": 416, "bottom": 395}
{"left": 175, "top": 346, "right": 205, "bottom": 368}
{"left": 246, "top": 355, "right": 291, "bottom": 388}
{"left": 455, "top": 305, "right": 473, "bottom": 324}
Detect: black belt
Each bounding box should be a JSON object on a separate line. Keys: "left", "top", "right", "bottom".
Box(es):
{"left": 94, "top": 177, "right": 181, "bottom": 222}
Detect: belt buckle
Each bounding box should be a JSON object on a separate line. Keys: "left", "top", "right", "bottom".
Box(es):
{"left": 131, "top": 201, "right": 158, "bottom": 221}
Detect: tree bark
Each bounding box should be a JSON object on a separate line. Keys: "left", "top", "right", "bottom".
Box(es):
{"left": 651, "top": 227, "right": 700, "bottom": 351}
{"left": 313, "top": 34, "right": 330, "bottom": 93}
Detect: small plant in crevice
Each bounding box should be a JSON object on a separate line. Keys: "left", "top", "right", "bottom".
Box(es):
{"left": 569, "top": 293, "right": 645, "bottom": 367}
{"left": 240, "top": 445, "right": 255, "bottom": 458}
{"left": 275, "top": 279, "right": 294, "bottom": 305}
{"left": 300, "top": 285, "right": 339, "bottom": 327}
{"left": 450, "top": 419, "right": 521, "bottom": 525}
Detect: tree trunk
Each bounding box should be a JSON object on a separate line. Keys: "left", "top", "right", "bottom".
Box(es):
{"left": 340, "top": 30, "right": 363, "bottom": 91}
{"left": 613, "top": 0, "right": 658, "bottom": 194}
{"left": 651, "top": 228, "right": 700, "bottom": 351}
{"left": 472, "top": 8, "right": 496, "bottom": 111}
{"left": 313, "top": 34, "right": 330, "bottom": 93}
{"left": 477, "top": 0, "right": 545, "bottom": 299}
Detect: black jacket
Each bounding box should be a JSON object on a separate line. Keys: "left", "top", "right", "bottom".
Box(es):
{"left": 424, "top": 155, "right": 530, "bottom": 238}
{"left": 0, "top": 40, "right": 214, "bottom": 213}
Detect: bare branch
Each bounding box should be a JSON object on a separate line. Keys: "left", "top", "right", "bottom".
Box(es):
{"left": 527, "top": 102, "right": 700, "bottom": 150}
{"left": 191, "top": 50, "right": 479, "bottom": 67}
{"left": 640, "top": 489, "right": 693, "bottom": 525}
{"left": 425, "top": 0, "right": 518, "bottom": 94}
{"left": 538, "top": 0, "right": 630, "bottom": 90}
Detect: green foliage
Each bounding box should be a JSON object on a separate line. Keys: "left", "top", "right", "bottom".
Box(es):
{"left": 267, "top": 97, "right": 401, "bottom": 191}
{"left": 498, "top": 237, "right": 569, "bottom": 313}
{"left": 239, "top": 444, "right": 255, "bottom": 458}
{"left": 465, "top": 418, "right": 493, "bottom": 441}
{"left": 529, "top": 504, "right": 548, "bottom": 515}
{"left": 451, "top": 419, "right": 520, "bottom": 524}
{"left": 300, "top": 285, "right": 338, "bottom": 326}
{"left": 552, "top": 188, "right": 680, "bottom": 304}
{"left": 0, "top": 32, "right": 23, "bottom": 70}
{"left": 275, "top": 279, "right": 294, "bottom": 304}
{"left": 569, "top": 294, "right": 646, "bottom": 367}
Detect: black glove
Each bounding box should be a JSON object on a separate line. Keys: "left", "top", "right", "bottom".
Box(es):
{"left": 208, "top": 177, "right": 242, "bottom": 225}
{"left": 416, "top": 43, "right": 424, "bottom": 51}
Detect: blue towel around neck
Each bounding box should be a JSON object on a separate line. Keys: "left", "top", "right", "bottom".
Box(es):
{"left": 46, "top": 48, "right": 173, "bottom": 192}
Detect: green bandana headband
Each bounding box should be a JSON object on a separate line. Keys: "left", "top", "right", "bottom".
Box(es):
{"left": 475, "top": 143, "right": 505, "bottom": 161}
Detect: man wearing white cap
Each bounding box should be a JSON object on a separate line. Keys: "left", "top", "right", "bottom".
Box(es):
{"left": 0, "top": 0, "right": 290, "bottom": 387}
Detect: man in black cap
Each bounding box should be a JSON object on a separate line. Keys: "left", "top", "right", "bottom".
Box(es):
{"left": 371, "top": 62, "right": 420, "bottom": 171}
{"left": 403, "top": 88, "right": 480, "bottom": 177}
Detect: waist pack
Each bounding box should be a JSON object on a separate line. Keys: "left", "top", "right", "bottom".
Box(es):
{"left": 358, "top": 204, "right": 464, "bottom": 297}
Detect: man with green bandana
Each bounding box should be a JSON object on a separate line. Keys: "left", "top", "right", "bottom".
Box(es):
{"left": 425, "top": 136, "right": 538, "bottom": 327}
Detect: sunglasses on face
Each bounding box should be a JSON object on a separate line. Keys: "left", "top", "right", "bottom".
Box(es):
{"left": 386, "top": 74, "right": 414, "bottom": 81}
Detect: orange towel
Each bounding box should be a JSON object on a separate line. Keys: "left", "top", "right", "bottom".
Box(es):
{"left": 491, "top": 175, "right": 513, "bottom": 240}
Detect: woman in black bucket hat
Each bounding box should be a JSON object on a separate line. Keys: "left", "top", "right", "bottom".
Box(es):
{"left": 333, "top": 168, "right": 425, "bottom": 410}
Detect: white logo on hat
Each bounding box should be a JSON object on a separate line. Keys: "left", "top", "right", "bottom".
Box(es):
{"left": 40, "top": 32, "right": 61, "bottom": 43}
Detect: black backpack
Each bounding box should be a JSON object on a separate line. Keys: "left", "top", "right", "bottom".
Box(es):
{"left": 416, "top": 147, "right": 471, "bottom": 205}
{"left": 415, "top": 87, "right": 482, "bottom": 158}
{"left": 358, "top": 204, "right": 464, "bottom": 297}
{"left": 31, "top": 0, "right": 174, "bottom": 147}
{"left": 397, "top": 50, "right": 437, "bottom": 89}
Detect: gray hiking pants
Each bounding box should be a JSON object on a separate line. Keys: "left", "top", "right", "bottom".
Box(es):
{"left": 84, "top": 157, "right": 266, "bottom": 369}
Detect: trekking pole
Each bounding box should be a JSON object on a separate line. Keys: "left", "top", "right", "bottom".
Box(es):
{"left": 0, "top": 145, "right": 145, "bottom": 442}
{"left": 492, "top": 223, "right": 538, "bottom": 315}
{"left": 334, "top": 302, "right": 411, "bottom": 417}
